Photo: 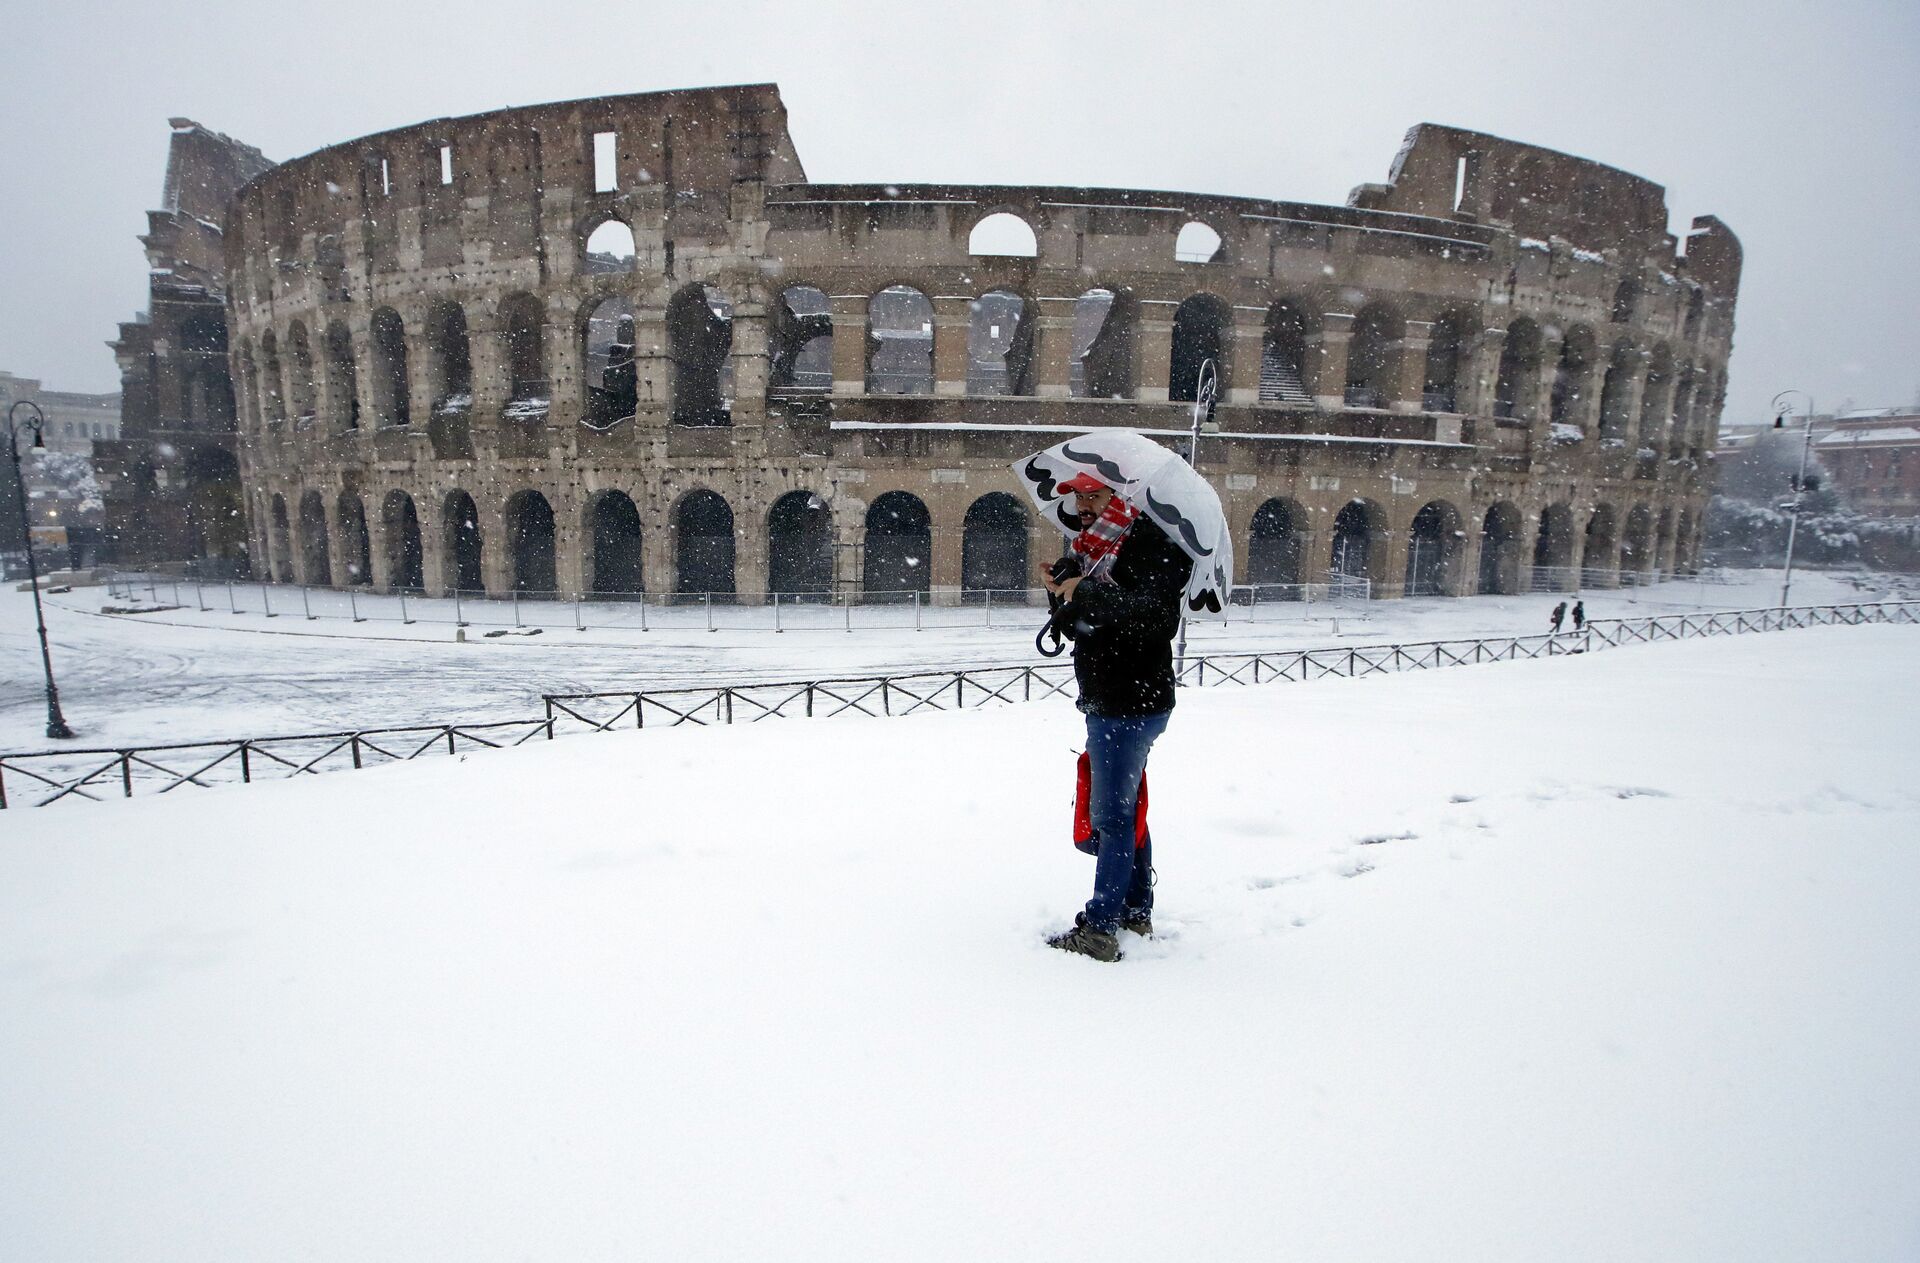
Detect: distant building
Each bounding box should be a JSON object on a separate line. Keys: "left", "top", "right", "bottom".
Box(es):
{"left": 1816, "top": 409, "right": 1920, "bottom": 517}
{"left": 0, "top": 372, "right": 122, "bottom": 563}
{"left": 96, "top": 118, "right": 272, "bottom": 572}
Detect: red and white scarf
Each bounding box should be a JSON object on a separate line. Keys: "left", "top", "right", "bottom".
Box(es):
{"left": 1070, "top": 496, "right": 1139, "bottom": 581}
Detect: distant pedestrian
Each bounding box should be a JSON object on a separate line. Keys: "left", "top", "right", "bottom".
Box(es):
{"left": 1549, "top": 600, "right": 1567, "bottom": 633}
{"left": 1571, "top": 599, "right": 1586, "bottom": 631}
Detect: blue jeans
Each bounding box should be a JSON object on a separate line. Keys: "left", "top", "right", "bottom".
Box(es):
{"left": 1082, "top": 710, "right": 1170, "bottom": 933}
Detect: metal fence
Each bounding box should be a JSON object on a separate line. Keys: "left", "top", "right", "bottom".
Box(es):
{"left": 4, "top": 600, "right": 1912, "bottom": 811}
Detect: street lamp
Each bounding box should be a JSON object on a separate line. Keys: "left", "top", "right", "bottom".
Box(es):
{"left": 1174, "top": 358, "right": 1221, "bottom": 672}
{"left": 1770, "top": 389, "right": 1816, "bottom": 610}
{"left": 6, "top": 401, "right": 76, "bottom": 739}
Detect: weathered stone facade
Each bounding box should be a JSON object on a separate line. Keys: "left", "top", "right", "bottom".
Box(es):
{"left": 224, "top": 85, "right": 1738, "bottom": 601}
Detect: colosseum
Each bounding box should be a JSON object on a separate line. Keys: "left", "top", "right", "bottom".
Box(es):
{"left": 219, "top": 83, "right": 1739, "bottom": 605}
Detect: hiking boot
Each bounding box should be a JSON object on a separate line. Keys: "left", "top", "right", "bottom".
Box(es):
{"left": 1048, "top": 923, "right": 1121, "bottom": 962}
{"left": 1078, "top": 909, "right": 1152, "bottom": 938}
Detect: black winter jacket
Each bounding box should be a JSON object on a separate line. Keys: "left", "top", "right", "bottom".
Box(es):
{"left": 1057, "top": 515, "right": 1189, "bottom": 717}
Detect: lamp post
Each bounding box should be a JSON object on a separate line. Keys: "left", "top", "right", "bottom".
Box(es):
{"left": 1769, "top": 389, "right": 1816, "bottom": 609}
{"left": 1174, "top": 358, "right": 1221, "bottom": 673}
{"left": 6, "top": 401, "right": 76, "bottom": 739}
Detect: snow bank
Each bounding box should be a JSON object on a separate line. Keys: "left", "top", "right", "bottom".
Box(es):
{"left": 2, "top": 627, "right": 1917, "bottom": 1260}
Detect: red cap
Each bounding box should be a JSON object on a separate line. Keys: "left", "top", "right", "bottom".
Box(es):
{"left": 1057, "top": 472, "right": 1110, "bottom": 495}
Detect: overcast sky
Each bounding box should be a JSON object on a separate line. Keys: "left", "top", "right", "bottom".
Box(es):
{"left": 2, "top": 0, "right": 1913, "bottom": 422}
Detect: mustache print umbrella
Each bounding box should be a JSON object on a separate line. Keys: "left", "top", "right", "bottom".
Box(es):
{"left": 1012, "top": 429, "right": 1233, "bottom": 615}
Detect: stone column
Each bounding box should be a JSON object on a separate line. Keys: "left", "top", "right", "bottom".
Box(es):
{"left": 1312, "top": 313, "right": 1354, "bottom": 411}
{"left": 641, "top": 502, "right": 674, "bottom": 598}
{"left": 1033, "top": 301, "right": 1076, "bottom": 399}
{"left": 478, "top": 498, "right": 511, "bottom": 596}
{"left": 323, "top": 496, "right": 350, "bottom": 590}
{"left": 932, "top": 296, "right": 971, "bottom": 398}
{"left": 1396, "top": 322, "right": 1434, "bottom": 414}
{"left": 829, "top": 293, "right": 869, "bottom": 397}
{"left": 1460, "top": 326, "right": 1506, "bottom": 418}
{"left": 468, "top": 309, "right": 508, "bottom": 416}
{"left": 734, "top": 491, "right": 768, "bottom": 601}
{"left": 553, "top": 491, "right": 585, "bottom": 600}
{"left": 1225, "top": 306, "right": 1264, "bottom": 407}
{"left": 928, "top": 485, "right": 966, "bottom": 603}
{"left": 1372, "top": 528, "right": 1406, "bottom": 599}
{"left": 1528, "top": 330, "right": 1563, "bottom": 427}
{"left": 403, "top": 330, "right": 434, "bottom": 431}
{"left": 1135, "top": 307, "right": 1173, "bottom": 403}
{"left": 420, "top": 494, "right": 451, "bottom": 597}
{"left": 830, "top": 501, "right": 864, "bottom": 598}
{"left": 366, "top": 497, "right": 393, "bottom": 592}
{"left": 730, "top": 296, "right": 771, "bottom": 415}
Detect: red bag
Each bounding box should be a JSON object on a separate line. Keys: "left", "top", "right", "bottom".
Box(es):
{"left": 1073, "top": 750, "right": 1149, "bottom": 855}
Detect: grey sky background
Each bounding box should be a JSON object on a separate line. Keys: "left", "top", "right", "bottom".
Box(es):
{"left": 2, "top": 0, "right": 1913, "bottom": 422}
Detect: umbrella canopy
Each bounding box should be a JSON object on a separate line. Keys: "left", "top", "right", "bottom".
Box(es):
{"left": 1012, "top": 430, "right": 1233, "bottom": 615}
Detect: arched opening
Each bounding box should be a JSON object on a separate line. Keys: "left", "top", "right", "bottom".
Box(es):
{"left": 769, "top": 285, "right": 832, "bottom": 392}
{"left": 1344, "top": 304, "right": 1402, "bottom": 409}
{"left": 1071, "top": 288, "right": 1134, "bottom": 399}
{"left": 1533, "top": 503, "right": 1577, "bottom": 589}
{"left": 1493, "top": 319, "right": 1540, "bottom": 420}
{"left": 962, "top": 492, "right": 1029, "bottom": 601}
{"left": 325, "top": 321, "right": 359, "bottom": 429}
{"left": 1174, "top": 220, "right": 1223, "bottom": 264}
{"left": 298, "top": 490, "right": 331, "bottom": 586}
{"left": 968, "top": 212, "right": 1038, "bottom": 258}
{"left": 1638, "top": 345, "right": 1673, "bottom": 451}
{"left": 863, "top": 492, "right": 932, "bottom": 597}
{"left": 269, "top": 494, "right": 292, "bottom": 582}
{"left": 1330, "top": 500, "right": 1378, "bottom": 586}
{"left": 967, "top": 290, "right": 1034, "bottom": 396}
{"left": 673, "top": 490, "right": 736, "bottom": 599}
{"left": 582, "top": 297, "right": 636, "bottom": 428}
{"left": 667, "top": 284, "right": 734, "bottom": 426}
{"left": 1260, "top": 301, "right": 1311, "bottom": 405}
{"left": 1620, "top": 505, "right": 1654, "bottom": 580}
{"left": 336, "top": 493, "right": 371, "bottom": 586}
{"left": 383, "top": 491, "right": 424, "bottom": 591}
{"left": 181, "top": 447, "right": 246, "bottom": 561}
{"left": 285, "top": 323, "right": 318, "bottom": 423}
{"left": 1598, "top": 342, "right": 1637, "bottom": 442}
{"left": 426, "top": 301, "right": 473, "bottom": 459}
{"left": 583, "top": 217, "right": 636, "bottom": 274}
{"left": 1477, "top": 502, "right": 1523, "bottom": 595}
{"left": 1582, "top": 505, "right": 1618, "bottom": 585}
{"left": 1170, "top": 294, "right": 1228, "bottom": 403}
{"left": 1423, "top": 312, "right": 1467, "bottom": 413}
{"left": 369, "top": 308, "right": 410, "bottom": 427}
{"left": 867, "top": 286, "right": 934, "bottom": 395}
{"left": 443, "top": 490, "right": 483, "bottom": 593}
{"left": 500, "top": 293, "right": 546, "bottom": 404}
{"left": 588, "top": 491, "right": 644, "bottom": 594}
{"left": 505, "top": 490, "right": 556, "bottom": 594}
{"left": 1405, "top": 501, "right": 1462, "bottom": 597}
{"left": 767, "top": 490, "right": 832, "bottom": 601}
{"left": 1611, "top": 279, "right": 1639, "bottom": 324}
{"left": 1247, "top": 498, "right": 1305, "bottom": 591}
{"left": 259, "top": 331, "right": 287, "bottom": 423}
{"left": 1549, "top": 326, "right": 1596, "bottom": 430}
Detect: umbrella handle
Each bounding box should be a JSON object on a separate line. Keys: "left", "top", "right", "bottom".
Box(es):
{"left": 1036, "top": 622, "right": 1066, "bottom": 657}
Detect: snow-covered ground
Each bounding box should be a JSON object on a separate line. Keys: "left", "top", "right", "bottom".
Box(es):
{"left": 2, "top": 567, "right": 1908, "bottom": 750}
{"left": 2, "top": 625, "right": 1916, "bottom": 1260}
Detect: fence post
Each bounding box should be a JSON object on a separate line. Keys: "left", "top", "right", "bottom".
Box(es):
{"left": 706, "top": 590, "right": 715, "bottom": 633}
{"left": 806, "top": 684, "right": 815, "bottom": 717}
{"left": 914, "top": 589, "right": 922, "bottom": 632}
{"left": 513, "top": 591, "right": 521, "bottom": 628}
{"left": 240, "top": 743, "right": 251, "bottom": 783}
{"left": 227, "top": 582, "right": 237, "bottom": 614}
{"left": 574, "top": 597, "right": 583, "bottom": 632}
{"left": 881, "top": 679, "right": 891, "bottom": 715}
{"left": 262, "top": 583, "right": 274, "bottom": 617}
{"left": 454, "top": 588, "right": 465, "bottom": 627}
{"left": 544, "top": 698, "right": 554, "bottom": 737}
{"left": 639, "top": 595, "right": 648, "bottom": 632}
{"left": 985, "top": 589, "right": 993, "bottom": 628}
{"left": 349, "top": 589, "right": 362, "bottom": 622}
{"left": 845, "top": 598, "right": 852, "bottom": 633}
{"left": 302, "top": 586, "right": 314, "bottom": 620}
{"left": 774, "top": 591, "right": 782, "bottom": 633}
{"left": 399, "top": 591, "right": 412, "bottom": 624}
{"left": 351, "top": 735, "right": 363, "bottom": 769}
{"left": 195, "top": 582, "right": 207, "bottom": 612}
{"left": 121, "top": 752, "right": 133, "bottom": 798}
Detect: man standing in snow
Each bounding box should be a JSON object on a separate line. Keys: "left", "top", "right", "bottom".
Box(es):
{"left": 1038, "top": 472, "right": 1191, "bottom": 962}
{"left": 1572, "top": 599, "right": 1586, "bottom": 631}
{"left": 1550, "top": 600, "right": 1567, "bottom": 633}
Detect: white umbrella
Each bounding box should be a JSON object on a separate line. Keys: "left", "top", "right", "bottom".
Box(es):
{"left": 1012, "top": 430, "right": 1233, "bottom": 615}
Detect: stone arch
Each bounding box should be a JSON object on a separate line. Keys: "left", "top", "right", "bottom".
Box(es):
{"left": 968, "top": 211, "right": 1038, "bottom": 258}
{"left": 1493, "top": 318, "right": 1541, "bottom": 420}
{"left": 767, "top": 489, "right": 832, "bottom": 600}
{"left": 500, "top": 292, "right": 546, "bottom": 403}
{"left": 285, "top": 322, "right": 318, "bottom": 422}
{"left": 1344, "top": 303, "right": 1404, "bottom": 409}
{"left": 1620, "top": 504, "right": 1654, "bottom": 579}
{"left": 1072, "top": 287, "right": 1135, "bottom": 399}
{"left": 769, "top": 284, "right": 832, "bottom": 392}
{"left": 667, "top": 283, "right": 735, "bottom": 426}
{"left": 1532, "top": 502, "right": 1578, "bottom": 589}
{"left": 443, "top": 489, "right": 484, "bottom": 593}
{"left": 259, "top": 329, "right": 287, "bottom": 423}
{"left": 1174, "top": 220, "right": 1224, "bottom": 264}
{"left": 863, "top": 491, "right": 933, "bottom": 597}
{"left": 1549, "top": 325, "right": 1597, "bottom": 429}
{"left": 369, "top": 307, "right": 410, "bottom": 427}
{"left": 967, "top": 289, "right": 1035, "bottom": 396}
{"left": 336, "top": 492, "right": 371, "bottom": 586}
{"left": 382, "top": 490, "right": 424, "bottom": 591}
{"left": 867, "top": 285, "right": 934, "bottom": 395}
{"left": 1405, "top": 500, "right": 1464, "bottom": 597}
{"left": 1477, "top": 501, "right": 1524, "bottom": 595}
{"left": 1170, "top": 293, "right": 1229, "bottom": 403}
{"left": 1582, "top": 504, "right": 1619, "bottom": 585}
{"left": 582, "top": 296, "right": 637, "bottom": 428}
{"left": 673, "top": 489, "right": 736, "bottom": 598}
{"left": 1598, "top": 341, "right": 1637, "bottom": 442}
{"left": 1330, "top": 499, "right": 1383, "bottom": 586}
{"left": 298, "top": 490, "right": 331, "bottom": 586}
{"left": 325, "top": 321, "right": 359, "bottom": 429}
{"left": 586, "top": 490, "right": 645, "bottom": 594}
{"left": 505, "top": 489, "right": 557, "bottom": 594}
{"left": 583, "top": 216, "right": 636, "bottom": 274}
{"left": 1260, "top": 300, "right": 1312, "bottom": 405}
{"left": 1638, "top": 345, "right": 1673, "bottom": 451}
{"left": 1247, "top": 497, "right": 1306, "bottom": 589}
{"left": 425, "top": 301, "right": 473, "bottom": 407}
{"left": 961, "top": 492, "right": 1030, "bottom": 601}
{"left": 269, "top": 493, "right": 292, "bottom": 582}
{"left": 1423, "top": 311, "right": 1469, "bottom": 413}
